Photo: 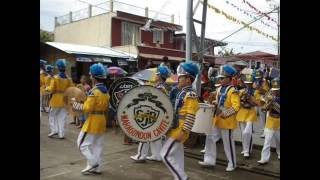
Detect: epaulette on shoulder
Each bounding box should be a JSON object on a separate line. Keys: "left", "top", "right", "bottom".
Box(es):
{"left": 88, "top": 92, "right": 96, "bottom": 97}
{"left": 88, "top": 87, "right": 98, "bottom": 97}
{"left": 186, "top": 91, "right": 198, "bottom": 98}
{"left": 230, "top": 87, "right": 239, "bottom": 94}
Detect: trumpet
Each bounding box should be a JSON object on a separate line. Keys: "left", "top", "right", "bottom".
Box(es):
{"left": 261, "top": 92, "right": 280, "bottom": 113}
{"left": 240, "top": 89, "right": 256, "bottom": 108}
{"left": 260, "top": 91, "right": 273, "bottom": 104}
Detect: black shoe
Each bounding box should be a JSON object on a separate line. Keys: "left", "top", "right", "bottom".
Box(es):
{"left": 257, "top": 160, "right": 268, "bottom": 165}
{"left": 81, "top": 164, "right": 99, "bottom": 175}
{"left": 48, "top": 132, "right": 58, "bottom": 138}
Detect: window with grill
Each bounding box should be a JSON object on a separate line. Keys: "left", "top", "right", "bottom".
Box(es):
{"left": 121, "top": 22, "right": 141, "bottom": 46}
{"left": 169, "top": 32, "right": 174, "bottom": 43}
{"left": 153, "top": 30, "right": 164, "bottom": 44}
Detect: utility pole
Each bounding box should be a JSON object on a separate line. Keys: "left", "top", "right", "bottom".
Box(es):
{"left": 186, "top": 0, "right": 208, "bottom": 96}
{"left": 277, "top": 6, "right": 280, "bottom": 62}
{"left": 186, "top": 0, "right": 193, "bottom": 62}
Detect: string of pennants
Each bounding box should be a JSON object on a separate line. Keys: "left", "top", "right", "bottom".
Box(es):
{"left": 202, "top": 1, "right": 278, "bottom": 42}
{"left": 241, "top": 0, "right": 278, "bottom": 25}
{"left": 224, "top": 0, "right": 277, "bottom": 30}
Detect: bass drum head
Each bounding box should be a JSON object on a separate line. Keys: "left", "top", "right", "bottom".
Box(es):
{"left": 109, "top": 77, "right": 144, "bottom": 110}
{"left": 117, "top": 85, "right": 173, "bottom": 142}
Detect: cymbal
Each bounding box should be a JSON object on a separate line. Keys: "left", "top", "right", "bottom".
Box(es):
{"left": 64, "top": 87, "right": 87, "bottom": 117}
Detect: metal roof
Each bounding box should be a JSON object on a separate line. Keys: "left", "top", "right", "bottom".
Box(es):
{"left": 46, "top": 42, "right": 130, "bottom": 59}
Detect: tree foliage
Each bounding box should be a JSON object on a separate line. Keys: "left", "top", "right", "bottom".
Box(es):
{"left": 40, "top": 29, "right": 54, "bottom": 42}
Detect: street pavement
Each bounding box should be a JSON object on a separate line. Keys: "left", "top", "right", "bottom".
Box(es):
{"left": 40, "top": 113, "right": 279, "bottom": 180}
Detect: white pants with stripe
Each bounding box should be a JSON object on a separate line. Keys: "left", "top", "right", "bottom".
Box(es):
{"left": 202, "top": 127, "right": 237, "bottom": 169}
{"left": 260, "top": 128, "right": 280, "bottom": 162}
{"left": 48, "top": 108, "right": 68, "bottom": 137}
{"left": 40, "top": 94, "right": 43, "bottom": 111}
{"left": 203, "top": 127, "right": 221, "bottom": 165}
{"left": 134, "top": 142, "right": 149, "bottom": 160}
{"left": 239, "top": 122, "right": 254, "bottom": 154}
{"left": 77, "top": 131, "right": 104, "bottom": 170}
{"left": 160, "top": 138, "right": 187, "bottom": 180}
{"left": 258, "top": 107, "right": 266, "bottom": 132}
{"left": 134, "top": 138, "right": 163, "bottom": 160}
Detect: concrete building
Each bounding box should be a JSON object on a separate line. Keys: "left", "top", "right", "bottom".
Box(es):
{"left": 53, "top": 1, "right": 227, "bottom": 72}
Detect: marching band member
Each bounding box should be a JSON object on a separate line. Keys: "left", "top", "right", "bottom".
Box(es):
{"left": 198, "top": 64, "right": 240, "bottom": 172}
{"left": 236, "top": 74, "right": 261, "bottom": 158}
{"left": 46, "top": 59, "right": 73, "bottom": 139}
{"left": 258, "top": 77, "right": 280, "bottom": 164}
{"left": 200, "top": 74, "right": 224, "bottom": 154}
{"left": 160, "top": 62, "right": 199, "bottom": 180}
{"left": 253, "top": 70, "right": 270, "bottom": 138}
{"left": 40, "top": 59, "right": 47, "bottom": 113}
{"left": 130, "top": 65, "right": 171, "bottom": 162}
{"left": 43, "top": 65, "right": 55, "bottom": 112}
{"left": 72, "top": 63, "right": 110, "bottom": 175}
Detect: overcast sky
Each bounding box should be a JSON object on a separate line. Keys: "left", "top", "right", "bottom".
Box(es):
{"left": 40, "top": 0, "right": 279, "bottom": 54}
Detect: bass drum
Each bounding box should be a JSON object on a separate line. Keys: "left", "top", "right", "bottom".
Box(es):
{"left": 117, "top": 85, "right": 173, "bottom": 142}
{"left": 109, "top": 77, "right": 144, "bottom": 110}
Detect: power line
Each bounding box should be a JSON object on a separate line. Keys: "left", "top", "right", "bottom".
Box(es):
{"left": 193, "top": 4, "right": 279, "bottom": 59}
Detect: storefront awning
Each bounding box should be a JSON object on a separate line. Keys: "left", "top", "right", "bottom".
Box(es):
{"left": 75, "top": 56, "right": 112, "bottom": 63}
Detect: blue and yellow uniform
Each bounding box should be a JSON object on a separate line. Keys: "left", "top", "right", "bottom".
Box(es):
{"left": 40, "top": 71, "right": 47, "bottom": 94}
{"left": 46, "top": 73, "right": 73, "bottom": 108}
{"left": 213, "top": 85, "right": 240, "bottom": 129}
{"left": 40, "top": 59, "right": 47, "bottom": 113}
{"left": 253, "top": 70, "right": 270, "bottom": 94}
{"left": 236, "top": 88, "right": 260, "bottom": 122}
{"left": 258, "top": 77, "right": 280, "bottom": 164}
{"left": 44, "top": 65, "right": 55, "bottom": 91}
{"left": 81, "top": 83, "right": 110, "bottom": 134}
{"left": 235, "top": 74, "right": 260, "bottom": 157}
{"left": 200, "top": 64, "right": 239, "bottom": 172}
{"left": 160, "top": 62, "right": 199, "bottom": 180}
{"left": 265, "top": 96, "right": 280, "bottom": 130}
{"left": 42, "top": 65, "right": 54, "bottom": 111}
{"left": 168, "top": 86, "right": 199, "bottom": 143}
{"left": 74, "top": 63, "right": 109, "bottom": 174}
{"left": 46, "top": 59, "right": 73, "bottom": 139}
{"left": 253, "top": 70, "right": 270, "bottom": 138}
{"left": 40, "top": 59, "right": 47, "bottom": 92}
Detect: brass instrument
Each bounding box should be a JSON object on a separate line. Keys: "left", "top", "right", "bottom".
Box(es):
{"left": 261, "top": 91, "right": 280, "bottom": 113}
{"left": 207, "top": 91, "right": 217, "bottom": 105}
{"left": 240, "top": 89, "right": 256, "bottom": 109}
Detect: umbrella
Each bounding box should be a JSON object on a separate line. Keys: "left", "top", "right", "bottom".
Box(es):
{"left": 107, "top": 66, "right": 128, "bottom": 76}
{"left": 131, "top": 68, "right": 178, "bottom": 84}
{"left": 131, "top": 68, "right": 157, "bottom": 82}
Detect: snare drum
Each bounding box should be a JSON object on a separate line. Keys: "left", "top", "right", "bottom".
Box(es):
{"left": 191, "top": 103, "right": 215, "bottom": 134}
